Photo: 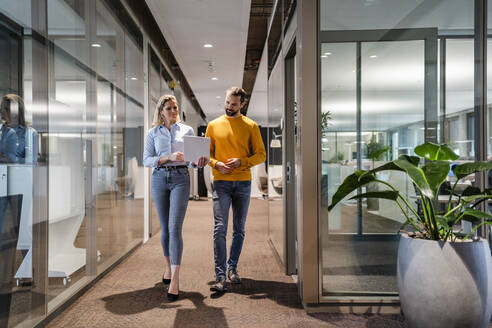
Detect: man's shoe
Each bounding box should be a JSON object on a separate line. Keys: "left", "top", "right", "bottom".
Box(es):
{"left": 211, "top": 277, "right": 228, "bottom": 292}
{"left": 227, "top": 269, "right": 241, "bottom": 284}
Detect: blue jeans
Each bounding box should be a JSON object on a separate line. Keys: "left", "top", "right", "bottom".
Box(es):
{"left": 213, "top": 180, "right": 251, "bottom": 280}
{"left": 151, "top": 168, "right": 190, "bottom": 265}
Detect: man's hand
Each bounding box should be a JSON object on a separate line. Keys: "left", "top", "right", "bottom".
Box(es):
{"left": 225, "top": 158, "right": 241, "bottom": 169}
{"left": 215, "top": 161, "right": 233, "bottom": 174}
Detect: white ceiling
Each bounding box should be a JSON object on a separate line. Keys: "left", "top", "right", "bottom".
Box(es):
{"left": 145, "top": 0, "right": 251, "bottom": 122}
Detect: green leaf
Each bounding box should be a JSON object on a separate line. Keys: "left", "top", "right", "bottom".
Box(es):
{"left": 349, "top": 190, "right": 399, "bottom": 201}
{"left": 328, "top": 171, "right": 376, "bottom": 211}
{"left": 461, "top": 209, "right": 492, "bottom": 224}
{"left": 462, "top": 195, "right": 492, "bottom": 203}
{"left": 422, "top": 161, "right": 451, "bottom": 198}
{"left": 414, "top": 142, "right": 459, "bottom": 161}
{"left": 441, "top": 212, "right": 458, "bottom": 226}
{"left": 394, "top": 158, "right": 433, "bottom": 198}
{"left": 436, "top": 215, "right": 451, "bottom": 230}
{"left": 360, "top": 155, "right": 420, "bottom": 180}
{"left": 452, "top": 162, "right": 492, "bottom": 180}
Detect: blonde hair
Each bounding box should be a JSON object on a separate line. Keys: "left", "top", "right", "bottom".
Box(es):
{"left": 152, "top": 94, "right": 181, "bottom": 127}
{"left": 1, "top": 94, "right": 28, "bottom": 126}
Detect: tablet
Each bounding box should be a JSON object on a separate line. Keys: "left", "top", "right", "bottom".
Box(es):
{"left": 183, "top": 136, "right": 210, "bottom": 163}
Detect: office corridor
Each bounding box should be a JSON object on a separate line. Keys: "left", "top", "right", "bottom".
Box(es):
{"left": 47, "top": 199, "right": 406, "bottom": 328}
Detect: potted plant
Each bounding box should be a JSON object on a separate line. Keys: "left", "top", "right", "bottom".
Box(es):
{"left": 328, "top": 142, "right": 492, "bottom": 328}
{"left": 364, "top": 136, "right": 390, "bottom": 210}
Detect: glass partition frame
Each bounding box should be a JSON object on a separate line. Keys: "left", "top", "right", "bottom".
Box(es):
{"left": 319, "top": 28, "right": 438, "bottom": 298}
{"left": 317, "top": 0, "right": 491, "bottom": 302}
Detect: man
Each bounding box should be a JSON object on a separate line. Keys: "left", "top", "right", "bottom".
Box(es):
{"left": 206, "top": 86, "right": 266, "bottom": 292}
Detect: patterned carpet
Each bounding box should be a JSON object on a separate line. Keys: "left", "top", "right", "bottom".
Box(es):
{"left": 47, "top": 199, "right": 408, "bottom": 328}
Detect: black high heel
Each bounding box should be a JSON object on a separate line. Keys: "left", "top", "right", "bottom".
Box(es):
{"left": 162, "top": 278, "right": 171, "bottom": 284}
{"left": 167, "top": 292, "right": 179, "bottom": 301}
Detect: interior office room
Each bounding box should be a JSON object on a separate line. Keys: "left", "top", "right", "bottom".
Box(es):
{"left": 1, "top": 0, "right": 492, "bottom": 327}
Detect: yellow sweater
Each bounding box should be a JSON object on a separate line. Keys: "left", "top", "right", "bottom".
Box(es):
{"left": 205, "top": 115, "right": 266, "bottom": 181}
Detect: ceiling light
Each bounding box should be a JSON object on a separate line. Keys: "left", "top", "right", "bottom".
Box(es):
{"left": 321, "top": 55, "right": 327, "bottom": 58}
{"left": 324, "top": 52, "right": 332, "bottom": 55}
{"left": 91, "top": 43, "right": 101, "bottom": 48}
{"left": 203, "top": 44, "right": 213, "bottom": 48}
{"left": 131, "top": 77, "right": 138, "bottom": 81}
{"left": 370, "top": 55, "right": 377, "bottom": 58}
{"left": 211, "top": 77, "right": 218, "bottom": 80}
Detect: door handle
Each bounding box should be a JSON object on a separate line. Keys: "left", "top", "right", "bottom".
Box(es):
{"left": 286, "top": 162, "right": 291, "bottom": 184}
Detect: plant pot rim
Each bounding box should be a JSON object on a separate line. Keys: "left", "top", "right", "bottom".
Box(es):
{"left": 399, "top": 232, "right": 489, "bottom": 245}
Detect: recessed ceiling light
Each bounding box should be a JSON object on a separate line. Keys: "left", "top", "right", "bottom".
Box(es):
{"left": 91, "top": 43, "right": 101, "bottom": 48}
{"left": 370, "top": 55, "right": 377, "bottom": 58}
{"left": 203, "top": 44, "right": 213, "bottom": 48}
{"left": 211, "top": 77, "right": 218, "bottom": 80}
{"left": 321, "top": 55, "right": 327, "bottom": 58}
{"left": 324, "top": 52, "right": 332, "bottom": 55}
{"left": 131, "top": 77, "right": 138, "bottom": 80}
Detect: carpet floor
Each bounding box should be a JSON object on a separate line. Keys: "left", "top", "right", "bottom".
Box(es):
{"left": 47, "top": 199, "right": 408, "bottom": 328}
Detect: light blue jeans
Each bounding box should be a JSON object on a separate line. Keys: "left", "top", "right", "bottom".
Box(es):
{"left": 213, "top": 180, "right": 251, "bottom": 280}
{"left": 151, "top": 167, "right": 190, "bottom": 265}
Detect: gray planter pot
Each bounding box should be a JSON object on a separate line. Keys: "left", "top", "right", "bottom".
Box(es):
{"left": 397, "top": 234, "right": 492, "bottom": 328}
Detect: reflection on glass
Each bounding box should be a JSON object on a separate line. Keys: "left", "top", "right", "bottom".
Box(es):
{"left": 321, "top": 40, "right": 426, "bottom": 295}
{"left": 444, "top": 39, "right": 474, "bottom": 160}
{"left": 268, "top": 56, "right": 284, "bottom": 262}
{"left": 321, "top": 42, "right": 356, "bottom": 236}
{"left": 1, "top": 0, "right": 147, "bottom": 325}
{"left": 46, "top": 36, "right": 87, "bottom": 304}
{"left": 0, "top": 1, "right": 48, "bottom": 325}
{"left": 95, "top": 0, "right": 143, "bottom": 271}
{"left": 320, "top": 0, "right": 475, "bottom": 299}
{"left": 361, "top": 40, "right": 424, "bottom": 231}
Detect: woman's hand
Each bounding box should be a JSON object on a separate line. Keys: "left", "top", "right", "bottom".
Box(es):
{"left": 169, "top": 152, "right": 185, "bottom": 162}
{"left": 158, "top": 152, "right": 184, "bottom": 165}
{"left": 194, "top": 157, "right": 209, "bottom": 168}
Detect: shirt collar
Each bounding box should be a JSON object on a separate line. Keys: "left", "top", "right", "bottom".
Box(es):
{"left": 160, "top": 122, "right": 179, "bottom": 130}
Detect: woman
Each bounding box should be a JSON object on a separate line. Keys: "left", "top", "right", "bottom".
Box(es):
{"left": 143, "top": 95, "right": 208, "bottom": 301}
{"left": 0, "top": 95, "right": 20, "bottom": 163}
{"left": 0, "top": 94, "right": 38, "bottom": 164}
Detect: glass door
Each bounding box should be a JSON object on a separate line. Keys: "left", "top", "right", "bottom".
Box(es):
{"left": 320, "top": 29, "right": 437, "bottom": 296}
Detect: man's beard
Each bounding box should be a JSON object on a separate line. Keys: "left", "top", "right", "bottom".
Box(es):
{"left": 225, "top": 108, "right": 239, "bottom": 117}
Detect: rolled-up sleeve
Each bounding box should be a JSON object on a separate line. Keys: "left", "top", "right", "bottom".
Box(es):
{"left": 143, "top": 130, "right": 160, "bottom": 168}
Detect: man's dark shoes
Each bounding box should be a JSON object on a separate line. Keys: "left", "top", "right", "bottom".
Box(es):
{"left": 162, "top": 277, "right": 171, "bottom": 284}
{"left": 227, "top": 268, "right": 241, "bottom": 284}
{"left": 211, "top": 277, "right": 228, "bottom": 292}
{"left": 167, "top": 292, "right": 179, "bottom": 302}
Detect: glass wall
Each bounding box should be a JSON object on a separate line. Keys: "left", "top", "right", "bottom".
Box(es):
{"left": 319, "top": 0, "right": 475, "bottom": 297}
{"left": 0, "top": 0, "right": 148, "bottom": 326}
{"left": 267, "top": 56, "right": 284, "bottom": 262}
{"left": 0, "top": 2, "right": 47, "bottom": 326}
